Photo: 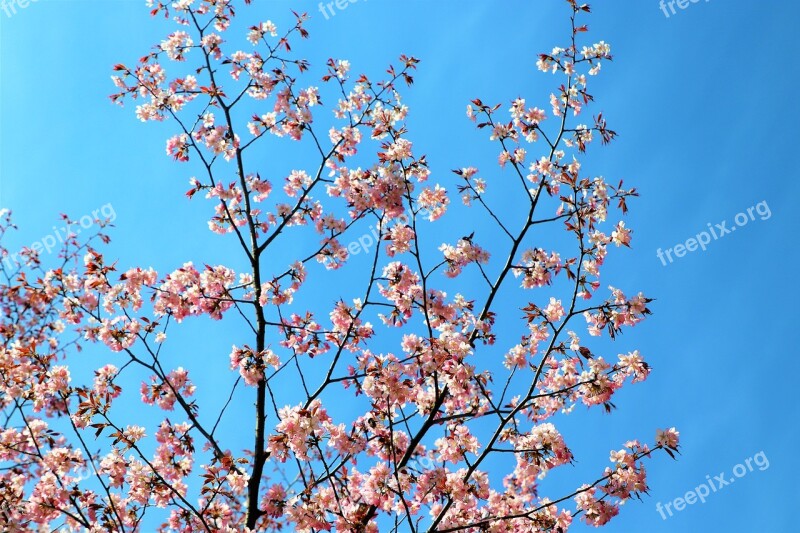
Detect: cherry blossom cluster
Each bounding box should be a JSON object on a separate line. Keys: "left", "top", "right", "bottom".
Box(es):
{"left": 229, "top": 345, "right": 280, "bottom": 386}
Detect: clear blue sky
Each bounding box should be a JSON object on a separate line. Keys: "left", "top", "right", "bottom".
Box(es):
{"left": 1, "top": 1, "right": 797, "bottom": 531}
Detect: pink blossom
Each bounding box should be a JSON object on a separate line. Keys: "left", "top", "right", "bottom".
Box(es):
{"left": 439, "top": 238, "right": 490, "bottom": 278}
{"left": 543, "top": 297, "right": 565, "bottom": 322}
{"left": 656, "top": 427, "right": 680, "bottom": 449}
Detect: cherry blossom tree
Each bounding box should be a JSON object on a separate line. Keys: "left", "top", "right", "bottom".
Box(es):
{"left": 0, "top": 0, "right": 679, "bottom": 531}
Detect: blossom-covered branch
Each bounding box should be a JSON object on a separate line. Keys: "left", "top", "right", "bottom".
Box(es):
{"left": 0, "top": 1, "right": 677, "bottom": 531}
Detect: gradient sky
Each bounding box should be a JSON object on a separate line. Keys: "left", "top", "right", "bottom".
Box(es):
{"left": 1, "top": 1, "right": 798, "bottom": 532}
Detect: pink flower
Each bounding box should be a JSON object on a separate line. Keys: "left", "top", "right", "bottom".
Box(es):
{"left": 417, "top": 185, "right": 450, "bottom": 221}
{"left": 386, "top": 224, "right": 415, "bottom": 257}
{"left": 140, "top": 368, "right": 195, "bottom": 410}
{"left": 166, "top": 133, "right": 190, "bottom": 161}
{"left": 543, "top": 297, "right": 565, "bottom": 322}
{"left": 439, "top": 238, "right": 490, "bottom": 278}
{"left": 611, "top": 221, "right": 632, "bottom": 247}
{"left": 247, "top": 21, "right": 277, "bottom": 45}
{"left": 575, "top": 486, "right": 619, "bottom": 526}
{"left": 656, "top": 427, "right": 680, "bottom": 449}
{"left": 269, "top": 400, "right": 332, "bottom": 462}
{"left": 93, "top": 364, "right": 121, "bottom": 399}
{"left": 124, "top": 425, "right": 146, "bottom": 444}
{"left": 230, "top": 345, "right": 280, "bottom": 386}
{"left": 160, "top": 31, "right": 193, "bottom": 61}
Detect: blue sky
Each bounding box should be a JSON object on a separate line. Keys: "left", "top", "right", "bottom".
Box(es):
{"left": 1, "top": 0, "right": 798, "bottom": 531}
